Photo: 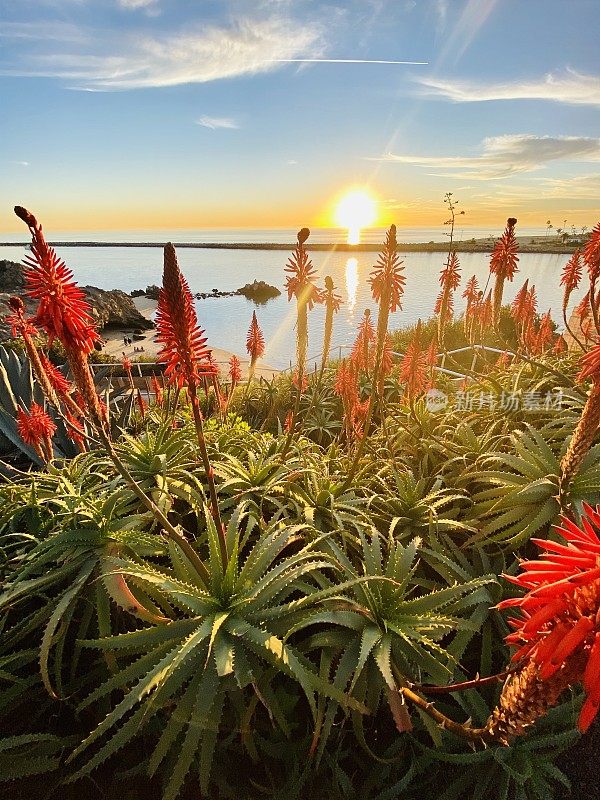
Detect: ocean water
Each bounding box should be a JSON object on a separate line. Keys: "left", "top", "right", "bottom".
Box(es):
{"left": 0, "top": 228, "right": 575, "bottom": 369}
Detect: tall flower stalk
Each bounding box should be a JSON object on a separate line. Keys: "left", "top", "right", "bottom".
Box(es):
{"left": 14, "top": 206, "right": 107, "bottom": 431}
{"left": 560, "top": 342, "right": 600, "bottom": 495}
{"left": 462, "top": 275, "right": 480, "bottom": 340}
{"left": 17, "top": 402, "right": 56, "bottom": 462}
{"left": 246, "top": 311, "right": 265, "bottom": 380}
{"left": 560, "top": 249, "right": 585, "bottom": 350}
{"left": 490, "top": 217, "right": 519, "bottom": 329}
{"left": 583, "top": 222, "right": 600, "bottom": 335}
{"left": 320, "top": 275, "right": 342, "bottom": 376}
{"left": 435, "top": 251, "right": 460, "bottom": 345}
{"left": 156, "top": 243, "right": 225, "bottom": 561}
{"left": 283, "top": 228, "right": 322, "bottom": 441}
{"left": 344, "top": 226, "right": 404, "bottom": 486}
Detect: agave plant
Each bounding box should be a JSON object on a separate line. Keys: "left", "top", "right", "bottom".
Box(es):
{"left": 68, "top": 507, "right": 363, "bottom": 798}
{"left": 298, "top": 531, "right": 494, "bottom": 760}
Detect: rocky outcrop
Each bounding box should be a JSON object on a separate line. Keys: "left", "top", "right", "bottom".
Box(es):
{"left": 237, "top": 281, "right": 281, "bottom": 302}
{"left": 82, "top": 286, "right": 154, "bottom": 330}
{"left": 0, "top": 260, "right": 25, "bottom": 293}
{"left": 0, "top": 260, "right": 153, "bottom": 341}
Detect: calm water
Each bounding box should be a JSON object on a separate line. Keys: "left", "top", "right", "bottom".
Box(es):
{"left": 0, "top": 228, "right": 575, "bottom": 369}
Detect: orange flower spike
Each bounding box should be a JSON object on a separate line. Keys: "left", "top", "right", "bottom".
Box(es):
{"left": 150, "top": 374, "right": 163, "bottom": 406}
{"left": 399, "top": 324, "right": 428, "bottom": 400}
{"left": 17, "top": 402, "right": 56, "bottom": 461}
{"left": 14, "top": 206, "right": 101, "bottom": 354}
{"left": 228, "top": 355, "right": 242, "bottom": 385}
{"left": 351, "top": 309, "right": 376, "bottom": 374}
{"left": 246, "top": 311, "right": 265, "bottom": 363}
{"left": 560, "top": 250, "right": 582, "bottom": 311}
{"left": 369, "top": 224, "right": 405, "bottom": 313}
{"left": 583, "top": 221, "right": 600, "bottom": 284}
{"left": 497, "top": 505, "right": 600, "bottom": 734}
{"left": 284, "top": 227, "right": 323, "bottom": 309}
{"left": 156, "top": 244, "right": 215, "bottom": 389}
{"left": 490, "top": 217, "right": 519, "bottom": 328}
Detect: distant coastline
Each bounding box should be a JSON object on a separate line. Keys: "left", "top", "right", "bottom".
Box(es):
{"left": 0, "top": 238, "right": 580, "bottom": 254}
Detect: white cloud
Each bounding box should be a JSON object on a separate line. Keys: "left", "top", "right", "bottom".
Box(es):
{"left": 0, "top": 17, "right": 324, "bottom": 90}
{"left": 9, "top": 160, "right": 29, "bottom": 166}
{"left": 370, "top": 134, "right": 600, "bottom": 180}
{"left": 118, "top": 0, "right": 157, "bottom": 7}
{"left": 287, "top": 159, "right": 298, "bottom": 165}
{"left": 416, "top": 68, "right": 600, "bottom": 107}
{"left": 196, "top": 116, "right": 238, "bottom": 130}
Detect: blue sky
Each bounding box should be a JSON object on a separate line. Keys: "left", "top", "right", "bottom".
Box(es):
{"left": 1, "top": 0, "right": 599, "bottom": 231}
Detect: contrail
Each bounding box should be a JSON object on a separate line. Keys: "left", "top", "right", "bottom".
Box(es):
{"left": 270, "top": 58, "right": 429, "bottom": 65}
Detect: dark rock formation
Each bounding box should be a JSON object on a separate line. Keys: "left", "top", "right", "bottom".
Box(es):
{"left": 0, "top": 260, "right": 25, "bottom": 293}
{"left": 82, "top": 286, "right": 154, "bottom": 330}
{"left": 237, "top": 280, "right": 281, "bottom": 303}
{"left": 0, "top": 260, "right": 153, "bottom": 341}
{"left": 131, "top": 285, "right": 160, "bottom": 300}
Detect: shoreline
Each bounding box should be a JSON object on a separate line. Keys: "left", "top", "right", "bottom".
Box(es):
{"left": 101, "top": 296, "right": 280, "bottom": 381}
{"left": 0, "top": 239, "right": 581, "bottom": 254}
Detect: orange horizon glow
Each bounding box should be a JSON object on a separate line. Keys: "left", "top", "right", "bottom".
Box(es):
{"left": 0, "top": 198, "right": 597, "bottom": 233}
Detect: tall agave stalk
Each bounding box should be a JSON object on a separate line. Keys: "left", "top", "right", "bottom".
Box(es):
{"left": 156, "top": 243, "right": 226, "bottom": 562}
{"left": 560, "top": 344, "right": 600, "bottom": 494}
{"left": 320, "top": 275, "right": 341, "bottom": 377}
{"left": 490, "top": 217, "right": 519, "bottom": 330}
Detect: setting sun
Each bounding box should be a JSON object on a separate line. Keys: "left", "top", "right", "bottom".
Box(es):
{"left": 334, "top": 190, "right": 377, "bottom": 244}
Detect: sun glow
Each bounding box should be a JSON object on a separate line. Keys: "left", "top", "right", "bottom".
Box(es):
{"left": 335, "top": 190, "right": 377, "bottom": 244}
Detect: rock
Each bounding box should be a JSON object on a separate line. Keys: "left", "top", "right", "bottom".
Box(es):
{"left": 0, "top": 260, "right": 153, "bottom": 342}
{"left": 144, "top": 285, "right": 160, "bottom": 301}
{"left": 237, "top": 280, "right": 281, "bottom": 303}
{"left": 0, "top": 260, "right": 25, "bottom": 293}
{"left": 130, "top": 289, "right": 145, "bottom": 298}
{"left": 82, "top": 286, "right": 154, "bottom": 330}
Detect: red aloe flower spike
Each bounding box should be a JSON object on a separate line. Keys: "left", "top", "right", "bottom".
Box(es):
{"left": 511, "top": 280, "right": 530, "bottom": 328}
{"left": 462, "top": 275, "right": 480, "bottom": 337}
{"left": 228, "top": 354, "right": 242, "bottom": 387}
{"left": 351, "top": 309, "right": 376, "bottom": 375}
{"left": 490, "top": 217, "right": 519, "bottom": 328}
{"left": 368, "top": 224, "right": 405, "bottom": 313}
{"left": 38, "top": 353, "right": 72, "bottom": 398}
{"left": 435, "top": 255, "right": 457, "bottom": 343}
{"left": 136, "top": 389, "right": 147, "bottom": 419}
{"left": 399, "top": 323, "right": 428, "bottom": 401}
{"left": 320, "top": 275, "right": 342, "bottom": 374}
{"left": 14, "top": 206, "right": 101, "bottom": 354}
{"left": 583, "top": 222, "right": 600, "bottom": 284}
{"left": 490, "top": 505, "right": 600, "bottom": 739}
{"left": 246, "top": 311, "right": 265, "bottom": 377}
{"left": 553, "top": 336, "right": 567, "bottom": 355}
{"left": 150, "top": 374, "right": 163, "bottom": 406}
{"left": 561, "top": 250, "right": 583, "bottom": 312}
{"left": 284, "top": 228, "right": 323, "bottom": 309}
{"left": 156, "top": 244, "right": 216, "bottom": 389}
{"left": 13, "top": 209, "right": 107, "bottom": 431}
{"left": 17, "top": 402, "right": 56, "bottom": 462}
{"left": 155, "top": 242, "right": 225, "bottom": 561}
{"left": 334, "top": 359, "right": 359, "bottom": 440}
{"left": 534, "top": 310, "right": 554, "bottom": 354}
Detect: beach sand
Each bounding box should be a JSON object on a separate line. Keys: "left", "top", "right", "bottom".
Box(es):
{"left": 100, "top": 296, "right": 280, "bottom": 381}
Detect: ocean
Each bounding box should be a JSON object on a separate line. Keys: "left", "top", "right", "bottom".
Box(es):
{"left": 0, "top": 227, "right": 576, "bottom": 369}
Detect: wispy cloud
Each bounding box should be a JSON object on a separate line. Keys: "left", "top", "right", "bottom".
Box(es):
{"left": 434, "top": 0, "right": 499, "bottom": 66}
{"left": 416, "top": 68, "right": 600, "bottom": 106}
{"left": 118, "top": 0, "right": 158, "bottom": 8}
{"left": 196, "top": 116, "right": 238, "bottom": 130}
{"left": 8, "top": 160, "right": 29, "bottom": 167}
{"left": 0, "top": 17, "right": 324, "bottom": 90}
{"left": 369, "top": 134, "right": 600, "bottom": 180}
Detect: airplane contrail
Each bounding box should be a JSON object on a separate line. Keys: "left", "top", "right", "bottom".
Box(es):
{"left": 270, "top": 58, "right": 429, "bottom": 65}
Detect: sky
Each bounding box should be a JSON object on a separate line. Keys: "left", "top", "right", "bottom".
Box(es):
{"left": 0, "top": 0, "right": 599, "bottom": 232}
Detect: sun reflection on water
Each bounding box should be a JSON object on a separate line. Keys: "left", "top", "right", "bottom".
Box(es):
{"left": 345, "top": 257, "right": 358, "bottom": 313}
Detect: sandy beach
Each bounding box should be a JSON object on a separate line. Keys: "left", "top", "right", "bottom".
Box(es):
{"left": 100, "top": 296, "right": 280, "bottom": 381}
